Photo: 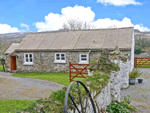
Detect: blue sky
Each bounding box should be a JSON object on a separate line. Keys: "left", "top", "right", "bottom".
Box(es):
{"left": 0, "top": 0, "right": 149, "bottom": 34}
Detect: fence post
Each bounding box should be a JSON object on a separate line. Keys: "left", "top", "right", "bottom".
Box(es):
{"left": 134, "top": 57, "right": 137, "bottom": 68}
{"left": 69, "top": 62, "right": 71, "bottom": 82}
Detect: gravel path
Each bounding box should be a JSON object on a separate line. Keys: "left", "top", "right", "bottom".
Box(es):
{"left": 121, "top": 69, "right": 150, "bottom": 113}
{"left": 0, "top": 72, "right": 64, "bottom": 100}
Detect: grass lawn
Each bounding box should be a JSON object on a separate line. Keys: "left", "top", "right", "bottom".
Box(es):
{"left": 0, "top": 65, "right": 4, "bottom": 72}
{"left": 0, "top": 99, "right": 34, "bottom": 113}
{"left": 137, "top": 59, "right": 150, "bottom": 68}
{"left": 13, "top": 73, "right": 87, "bottom": 86}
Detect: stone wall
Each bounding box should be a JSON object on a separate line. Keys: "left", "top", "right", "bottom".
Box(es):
{"left": 135, "top": 51, "right": 150, "bottom": 58}
{"left": 70, "top": 60, "right": 131, "bottom": 113}
{"left": 5, "top": 50, "right": 131, "bottom": 73}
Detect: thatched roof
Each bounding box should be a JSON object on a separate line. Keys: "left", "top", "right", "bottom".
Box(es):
{"left": 15, "top": 27, "right": 133, "bottom": 52}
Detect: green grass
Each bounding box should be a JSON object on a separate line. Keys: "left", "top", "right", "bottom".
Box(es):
{"left": 13, "top": 73, "right": 87, "bottom": 86}
{"left": 0, "top": 65, "right": 4, "bottom": 72}
{"left": 0, "top": 99, "right": 34, "bottom": 113}
{"left": 137, "top": 59, "right": 150, "bottom": 68}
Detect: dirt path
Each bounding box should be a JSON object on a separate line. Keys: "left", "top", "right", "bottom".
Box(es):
{"left": 0, "top": 73, "right": 64, "bottom": 100}
{"left": 121, "top": 69, "right": 150, "bottom": 113}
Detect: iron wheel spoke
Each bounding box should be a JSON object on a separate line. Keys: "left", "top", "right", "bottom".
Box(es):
{"left": 69, "top": 93, "right": 81, "bottom": 113}
{"left": 85, "top": 92, "right": 89, "bottom": 112}
{"left": 77, "top": 81, "right": 84, "bottom": 113}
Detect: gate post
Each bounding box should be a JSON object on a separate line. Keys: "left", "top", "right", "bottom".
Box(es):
{"left": 134, "top": 57, "right": 137, "bottom": 68}
{"left": 69, "top": 62, "right": 71, "bottom": 82}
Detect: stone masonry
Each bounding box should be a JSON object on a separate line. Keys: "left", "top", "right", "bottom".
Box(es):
{"left": 5, "top": 50, "right": 131, "bottom": 73}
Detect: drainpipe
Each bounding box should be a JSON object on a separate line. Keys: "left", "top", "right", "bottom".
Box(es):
{"left": 88, "top": 50, "right": 91, "bottom": 54}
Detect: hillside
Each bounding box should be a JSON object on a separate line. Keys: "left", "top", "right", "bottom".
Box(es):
{"left": 0, "top": 32, "right": 28, "bottom": 51}
{"left": 134, "top": 29, "right": 150, "bottom": 40}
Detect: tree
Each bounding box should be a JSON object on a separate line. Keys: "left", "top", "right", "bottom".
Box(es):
{"left": 60, "top": 18, "right": 96, "bottom": 31}
{"left": 135, "top": 38, "right": 150, "bottom": 49}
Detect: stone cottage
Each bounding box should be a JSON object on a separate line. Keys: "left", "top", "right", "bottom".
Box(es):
{"left": 5, "top": 27, "right": 135, "bottom": 73}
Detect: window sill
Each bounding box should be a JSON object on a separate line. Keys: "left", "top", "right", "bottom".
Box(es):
{"left": 24, "top": 63, "right": 33, "bottom": 65}
{"left": 54, "top": 61, "right": 66, "bottom": 64}
{"left": 79, "top": 62, "right": 89, "bottom": 64}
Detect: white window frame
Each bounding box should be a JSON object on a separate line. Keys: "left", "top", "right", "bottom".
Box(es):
{"left": 24, "top": 53, "right": 33, "bottom": 65}
{"left": 54, "top": 53, "right": 66, "bottom": 63}
{"left": 79, "top": 53, "right": 89, "bottom": 64}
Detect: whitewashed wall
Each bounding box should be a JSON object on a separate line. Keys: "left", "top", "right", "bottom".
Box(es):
{"left": 69, "top": 60, "right": 131, "bottom": 113}
{"left": 130, "top": 31, "right": 135, "bottom": 72}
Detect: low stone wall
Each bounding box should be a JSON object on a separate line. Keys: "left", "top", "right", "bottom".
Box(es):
{"left": 70, "top": 60, "right": 131, "bottom": 112}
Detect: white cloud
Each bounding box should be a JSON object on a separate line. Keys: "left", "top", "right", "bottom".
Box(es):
{"left": 134, "top": 24, "right": 150, "bottom": 32}
{"left": 35, "top": 5, "right": 150, "bottom": 32}
{"left": 35, "top": 5, "right": 95, "bottom": 32}
{"left": 0, "top": 23, "right": 20, "bottom": 34}
{"left": 92, "top": 17, "right": 134, "bottom": 28}
{"left": 20, "top": 23, "right": 29, "bottom": 30}
{"left": 96, "top": 0, "right": 142, "bottom": 6}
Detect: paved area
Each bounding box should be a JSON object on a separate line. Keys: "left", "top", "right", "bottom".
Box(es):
{"left": 121, "top": 68, "right": 150, "bottom": 113}
{"left": 0, "top": 73, "right": 64, "bottom": 100}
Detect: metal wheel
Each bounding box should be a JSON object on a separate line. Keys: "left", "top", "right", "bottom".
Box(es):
{"left": 64, "top": 81, "right": 96, "bottom": 113}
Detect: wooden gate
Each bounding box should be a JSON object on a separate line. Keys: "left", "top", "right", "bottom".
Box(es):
{"left": 69, "top": 62, "right": 89, "bottom": 82}
{"left": 134, "top": 57, "right": 150, "bottom": 68}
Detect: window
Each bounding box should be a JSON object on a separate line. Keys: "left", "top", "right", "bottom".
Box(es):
{"left": 79, "top": 53, "right": 89, "bottom": 64}
{"left": 24, "top": 53, "right": 33, "bottom": 65}
{"left": 54, "top": 53, "right": 66, "bottom": 63}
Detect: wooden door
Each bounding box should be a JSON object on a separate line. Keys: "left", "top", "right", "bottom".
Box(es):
{"left": 11, "top": 56, "right": 16, "bottom": 70}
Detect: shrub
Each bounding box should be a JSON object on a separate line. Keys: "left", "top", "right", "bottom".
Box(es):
{"left": 134, "top": 46, "right": 142, "bottom": 54}
{"left": 0, "top": 58, "right": 5, "bottom": 62}
{"left": 107, "top": 95, "right": 136, "bottom": 113}
{"left": 129, "top": 69, "right": 142, "bottom": 78}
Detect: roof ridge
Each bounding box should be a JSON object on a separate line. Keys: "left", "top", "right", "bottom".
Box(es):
{"left": 28, "top": 27, "right": 134, "bottom": 34}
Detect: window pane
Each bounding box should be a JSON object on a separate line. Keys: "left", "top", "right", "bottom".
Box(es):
{"left": 81, "top": 55, "right": 86, "bottom": 57}
{"left": 56, "top": 54, "right": 60, "bottom": 60}
{"left": 61, "top": 54, "right": 65, "bottom": 60}
{"left": 61, "top": 54, "right": 64, "bottom": 57}
{"left": 57, "top": 57, "right": 60, "bottom": 60}
{"left": 56, "top": 54, "right": 60, "bottom": 57}
{"left": 30, "top": 59, "right": 32, "bottom": 62}
{"left": 61, "top": 57, "right": 65, "bottom": 60}
{"left": 26, "top": 59, "right": 28, "bottom": 62}
{"left": 25, "top": 54, "right": 28, "bottom": 58}
{"left": 81, "top": 58, "right": 87, "bottom": 61}
{"left": 29, "top": 54, "right": 32, "bottom": 58}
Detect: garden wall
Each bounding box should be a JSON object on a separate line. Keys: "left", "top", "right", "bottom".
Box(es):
{"left": 70, "top": 60, "right": 131, "bottom": 113}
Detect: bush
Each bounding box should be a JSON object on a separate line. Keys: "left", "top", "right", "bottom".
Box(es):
{"left": 129, "top": 69, "right": 142, "bottom": 78}
{"left": 107, "top": 95, "right": 136, "bottom": 113}
{"left": 0, "top": 58, "right": 5, "bottom": 62}
{"left": 134, "top": 46, "right": 142, "bottom": 54}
